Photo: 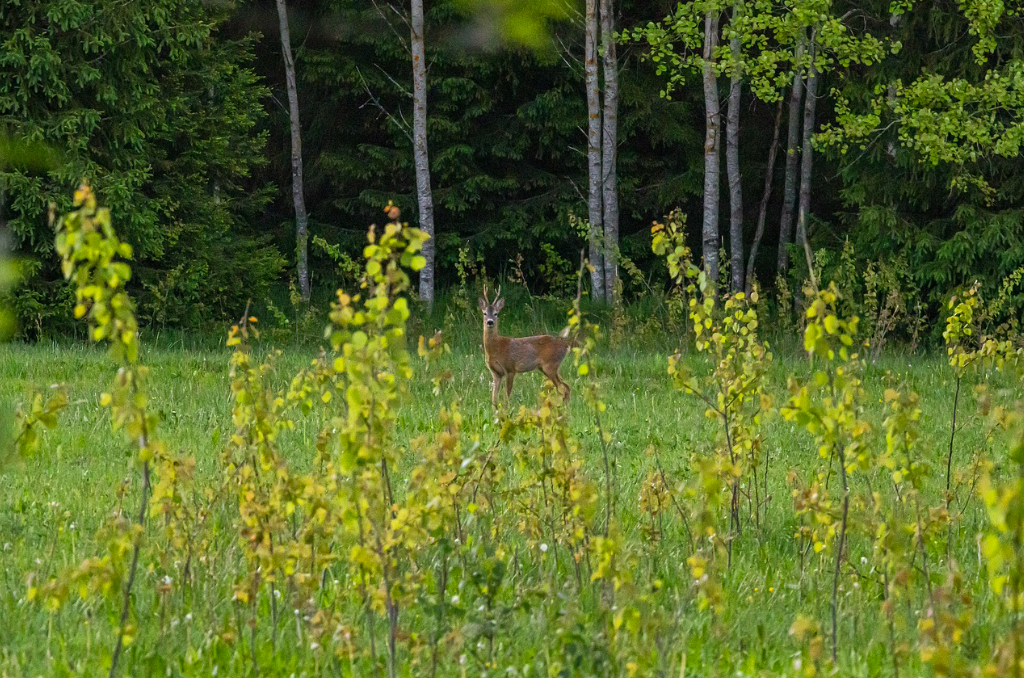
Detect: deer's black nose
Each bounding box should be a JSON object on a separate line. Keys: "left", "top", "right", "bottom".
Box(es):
{"left": 486, "top": 319, "right": 494, "bottom": 326}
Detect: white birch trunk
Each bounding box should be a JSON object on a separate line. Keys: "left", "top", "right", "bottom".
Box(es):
{"left": 795, "top": 37, "right": 818, "bottom": 254}
{"left": 585, "top": 0, "right": 605, "bottom": 300}
{"left": 725, "top": 6, "right": 743, "bottom": 293}
{"left": 275, "top": 0, "right": 309, "bottom": 301}
{"left": 776, "top": 31, "right": 806, "bottom": 277}
{"left": 886, "top": 14, "right": 900, "bottom": 159}
{"left": 600, "top": 0, "right": 619, "bottom": 304}
{"left": 701, "top": 10, "right": 722, "bottom": 289}
{"left": 411, "top": 0, "right": 436, "bottom": 307}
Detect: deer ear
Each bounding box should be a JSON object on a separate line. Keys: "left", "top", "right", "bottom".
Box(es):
{"left": 494, "top": 298, "right": 505, "bottom": 313}
{"left": 478, "top": 297, "right": 487, "bottom": 311}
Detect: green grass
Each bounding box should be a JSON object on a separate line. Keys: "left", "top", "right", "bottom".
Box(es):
{"left": 0, "top": 326, "right": 1015, "bottom": 677}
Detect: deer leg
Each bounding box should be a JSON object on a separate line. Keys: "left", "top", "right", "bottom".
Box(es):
{"left": 505, "top": 372, "right": 515, "bottom": 403}
{"left": 490, "top": 371, "right": 502, "bottom": 409}
{"left": 542, "top": 366, "right": 569, "bottom": 403}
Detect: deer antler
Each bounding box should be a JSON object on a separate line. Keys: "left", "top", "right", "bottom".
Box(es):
{"left": 494, "top": 284, "right": 502, "bottom": 302}
{"left": 482, "top": 282, "right": 491, "bottom": 304}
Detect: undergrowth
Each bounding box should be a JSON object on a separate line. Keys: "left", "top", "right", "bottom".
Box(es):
{"left": 2, "top": 189, "right": 1024, "bottom": 677}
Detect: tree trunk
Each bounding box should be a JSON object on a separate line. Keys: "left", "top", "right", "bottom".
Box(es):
{"left": 886, "top": 14, "right": 900, "bottom": 160}
{"left": 411, "top": 0, "right": 436, "bottom": 307}
{"left": 600, "top": 0, "right": 619, "bottom": 304}
{"left": 745, "top": 96, "right": 784, "bottom": 295}
{"left": 776, "top": 31, "right": 806, "bottom": 278}
{"left": 701, "top": 10, "right": 722, "bottom": 289}
{"left": 585, "top": 0, "right": 605, "bottom": 300}
{"left": 795, "top": 36, "right": 818, "bottom": 254}
{"left": 725, "top": 6, "right": 743, "bottom": 294}
{"left": 275, "top": 0, "right": 310, "bottom": 302}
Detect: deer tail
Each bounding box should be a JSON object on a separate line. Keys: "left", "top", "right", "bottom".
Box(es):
{"left": 559, "top": 326, "right": 579, "bottom": 347}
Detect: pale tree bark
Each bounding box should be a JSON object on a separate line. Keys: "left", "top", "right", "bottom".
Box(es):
{"left": 745, "top": 96, "right": 783, "bottom": 295}
{"left": 776, "top": 31, "right": 806, "bottom": 277}
{"left": 276, "top": 0, "right": 310, "bottom": 302}
{"left": 701, "top": 10, "right": 722, "bottom": 289}
{"left": 411, "top": 0, "right": 436, "bottom": 307}
{"left": 600, "top": 0, "right": 619, "bottom": 304}
{"left": 795, "top": 35, "right": 818, "bottom": 254}
{"left": 725, "top": 4, "right": 743, "bottom": 293}
{"left": 886, "top": 14, "right": 900, "bottom": 159}
{"left": 585, "top": 0, "right": 605, "bottom": 300}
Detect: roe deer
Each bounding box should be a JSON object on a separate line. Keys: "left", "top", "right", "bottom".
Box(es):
{"left": 478, "top": 284, "right": 571, "bottom": 407}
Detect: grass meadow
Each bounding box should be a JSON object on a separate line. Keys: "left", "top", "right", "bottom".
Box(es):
{"left": 0, "top": 305, "right": 1017, "bottom": 677}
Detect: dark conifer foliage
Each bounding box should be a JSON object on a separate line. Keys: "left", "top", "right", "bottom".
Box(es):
{"left": 4, "top": 0, "right": 1021, "bottom": 331}
{"left": 1, "top": 0, "right": 282, "bottom": 330}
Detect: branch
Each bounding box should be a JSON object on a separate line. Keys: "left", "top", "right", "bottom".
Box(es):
{"left": 370, "top": 0, "right": 411, "bottom": 47}
{"left": 356, "top": 67, "right": 413, "bottom": 143}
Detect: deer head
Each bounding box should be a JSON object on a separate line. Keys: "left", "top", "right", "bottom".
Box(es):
{"left": 478, "top": 284, "right": 505, "bottom": 328}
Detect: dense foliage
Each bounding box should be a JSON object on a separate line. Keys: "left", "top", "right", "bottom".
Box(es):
{"left": 827, "top": 0, "right": 1024, "bottom": 315}
{"left": 6, "top": 191, "right": 1024, "bottom": 676}
{"left": 1, "top": 0, "right": 282, "bottom": 331}
{"left": 2, "top": 0, "right": 1022, "bottom": 337}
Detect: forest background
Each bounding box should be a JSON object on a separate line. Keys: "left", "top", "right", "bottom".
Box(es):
{"left": 2, "top": 0, "right": 1021, "bottom": 338}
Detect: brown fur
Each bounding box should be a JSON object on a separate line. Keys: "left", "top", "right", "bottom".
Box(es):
{"left": 479, "top": 288, "right": 570, "bottom": 407}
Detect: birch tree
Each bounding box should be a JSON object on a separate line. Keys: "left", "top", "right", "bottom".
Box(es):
{"left": 628, "top": 1, "right": 732, "bottom": 290}
{"left": 794, "top": 34, "right": 819, "bottom": 254}
{"left": 783, "top": 9, "right": 885, "bottom": 274}
{"left": 411, "top": 0, "right": 436, "bottom": 307}
{"left": 600, "top": 0, "right": 620, "bottom": 302}
{"left": 634, "top": 0, "right": 886, "bottom": 286}
{"left": 776, "top": 32, "right": 805, "bottom": 277}
{"left": 745, "top": 96, "right": 783, "bottom": 294}
{"left": 701, "top": 9, "right": 722, "bottom": 287}
{"left": 585, "top": 0, "right": 605, "bottom": 300}
{"left": 275, "top": 0, "right": 310, "bottom": 302}
{"left": 725, "top": 0, "right": 743, "bottom": 293}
